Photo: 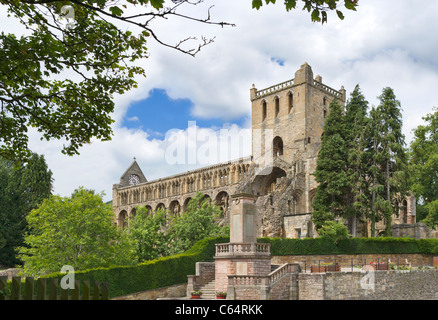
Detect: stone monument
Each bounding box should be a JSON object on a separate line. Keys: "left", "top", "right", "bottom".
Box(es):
{"left": 214, "top": 193, "right": 271, "bottom": 296}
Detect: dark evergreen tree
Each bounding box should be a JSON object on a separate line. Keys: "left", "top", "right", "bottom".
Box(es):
{"left": 0, "top": 153, "right": 53, "bottom": 266}
{"left": 312, "top": 99, "right": 350, "bottom": 230}
{"left": 368, "top": 88, "right": 408, "bottom": 236}
{"left": 343, "top": 85, "right": 371, "bottom": 236}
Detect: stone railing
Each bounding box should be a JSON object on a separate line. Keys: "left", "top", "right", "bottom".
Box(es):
{"left": 215, "top": 243, "right": 271, "bottom": 257}
{"left": 228, "top": 275, "right": 268, "bottom": 286}
{"left": 254, "top": 79, "right": 294, "bottom": 99}
{"left": 268, "top": 263, "right": 298, "bottom": 285}
{"left": 227, "top": 263, "right": 300, "bottom": 300}
{"left": 313, "top": 80, "right": 342, "bottom": 97}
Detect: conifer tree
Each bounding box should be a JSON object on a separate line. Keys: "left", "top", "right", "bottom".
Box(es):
{"left": 312, "top": 99, "right": 350, "bottom": 230}
{"left": 368, "top": 88, "right": 408, "bottom": 236}
{"left": 343, "top": 85, "right": 371, "bottom": 236}
{"left": 0, "top": 153, "right": 53, "bottom": 266}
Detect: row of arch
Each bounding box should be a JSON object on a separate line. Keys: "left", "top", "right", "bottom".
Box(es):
{"left": 260, "top": 92, "right": 330, "bottom": 122}
{"left": 117, "top": 162, "right": 250, "bottom": 207}
{"left": 117, "top": 191, "right": 230, "bottom": 229}
{"left": 261, "top": 91, "right": 294, "bottom": 121}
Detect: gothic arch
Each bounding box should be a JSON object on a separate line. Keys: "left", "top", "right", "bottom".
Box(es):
{"left": 203, "top": 194, "right": 211, "bottom": 203}
{"left": 118, "top": 210, "right": 128, "bottom": 230}
{"left": 251, "top": 166, "right": 287, "bottom": 196}
{"left": 129, "top": 207, "right": 137, "bottom": 219}
{"left": 183, "top": 197, "right": 192, "bottom": 212}
{"left": 287, "top": 90, "right": 294, "bottom": 113}
{"left": 145, "top": 205, "right": 153, "bottom": 215}
{"left": 155, "top": 202, "right": 165, "bottom": 212}
{"left": 169, "top": 200, "right": 181, "bottom": 217}
{"left": 261, "top": 99, "right": 267, "bottom": 121}
{"left": 215, "top": 191, "right": 230, "bottom": 218}
{"left": 401, "top": 199, "right": 408, "bottom": 224}
{"left": 274, "top": 95, "right": 280, "bottom": 117}
{"left": 273, "top": 136, "right": 284, "bottom": 157}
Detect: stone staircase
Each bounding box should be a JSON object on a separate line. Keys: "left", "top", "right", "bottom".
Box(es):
{"left": 197, "top": 280, "right": 216, "bottom": 299}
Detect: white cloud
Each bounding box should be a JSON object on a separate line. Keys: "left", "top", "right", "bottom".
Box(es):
{"left": 5, "top": 0, "right": 437, "bottom": 202}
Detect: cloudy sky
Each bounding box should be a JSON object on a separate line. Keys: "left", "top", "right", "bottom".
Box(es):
{"left": 4, "top": 1, "right": 438, "bottom": 202}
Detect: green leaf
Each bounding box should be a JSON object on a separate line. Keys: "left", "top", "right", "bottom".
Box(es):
{"left": 311, "top": 8, "right": 321, "bottom": 22}
{"left": 252, "top": 0, "right": 263, "bottom": 9}
{"left": 344, "top": 0, "right": 358, "bottom": 10}
{"left": 109, "top": 6, "right": 124, "bottom": 16}
{"left": 336, "top": 10, "right": 344, "bottom": 20}
{"left": 284, "top": 0, "right": 297, "bottom": 11}
{"left": 150, "top": 0, "right": 165, "bottom": 9}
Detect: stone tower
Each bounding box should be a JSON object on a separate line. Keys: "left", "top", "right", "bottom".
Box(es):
{"left": 250, "top": 62, "right": 346, "bottom": 170}
{"left": 244, "top": 62, "right": 346, "bottom": 238}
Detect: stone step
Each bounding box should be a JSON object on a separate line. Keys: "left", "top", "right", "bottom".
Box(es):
{"left": 188, "top": 280, "right": 217, "bottom": 299}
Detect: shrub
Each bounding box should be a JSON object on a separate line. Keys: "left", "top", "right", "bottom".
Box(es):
{"left": 42, "top": 236, "right": 229, "bottom": 298}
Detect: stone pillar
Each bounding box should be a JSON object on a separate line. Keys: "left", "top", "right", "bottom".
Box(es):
{"left": 214, "top": 193, "right": 271, "bottom": 298}
{"left": 230, "top": 193, "right": 257, "bottom": 243}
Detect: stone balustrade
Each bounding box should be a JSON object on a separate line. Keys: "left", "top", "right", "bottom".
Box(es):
{"left": 268, "top": 263, "right": 298, "bottom": 284}
{"left": 254, "top": 79, "right": 294, "bottom": 99}
{"left": 312, "top": 80, "right": 342, "bottom": 98}
{"left": 215, "top": 243, "right": 271, "bottom": 257}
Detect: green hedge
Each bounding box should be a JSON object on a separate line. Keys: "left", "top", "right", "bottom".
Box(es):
{"left": 42, "top": 236, "right": 229, "bottom": 298}
{"left": 39, "top": 236, "right": 438, "bottom": 298}
{"left": 259, "top": 237, "right": 438, "bottom": 256}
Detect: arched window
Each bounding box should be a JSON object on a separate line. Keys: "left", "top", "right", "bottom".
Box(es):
{"left": 401, "top": 200, "right": 408, "bottom": 224}
{"left": 275, "top": 96, "right": 280, "bottom": 117}
{"left": 262, "top": 100, "right": 267, "bottom": 121}
{"left": 273, "top": 136, "right": 284, "bottom": 157}
{"left": 118, "top": 210, "right": 128, "bottom": 229}
{"left": 288, "top": 92, "right": 293, "bottom": 113}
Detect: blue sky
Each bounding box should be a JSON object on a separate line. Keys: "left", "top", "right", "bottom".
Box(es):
{"left": 122, "top": 88, "right": 248, "bottom": 139}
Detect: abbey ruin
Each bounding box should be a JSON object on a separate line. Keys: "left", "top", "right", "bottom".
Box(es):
{"left": 112, "top": 63, "right": 416, "bottom": 238}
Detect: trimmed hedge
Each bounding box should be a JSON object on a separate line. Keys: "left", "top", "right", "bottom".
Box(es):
{"left": 42, "top": 236, "right": 229, "bottom": 298}
{"left": 259, "top": 237, "right": 438, "bottom": 256}
{"left": 39, "top": 236, "right": 438, "bottom": 298}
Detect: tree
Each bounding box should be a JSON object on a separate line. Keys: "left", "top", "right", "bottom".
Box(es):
{"left": 312, "top": 98, "right": 350, "bottom": 230}
{"left": 318, "top": 220, "right": 350, "bottom": 244}
{"left": 127, "top": 192, "right": 228, "bottom": 262}
{"left": 368, "top": 88, "right": 408, "bottom": 236}
{"left": 0, "top": 153, "right": 53, "bottom": 267}
{"left": 0, "top": 0, "right": 358, "bottom": 163}
{"left": 127, "top": 206, "right": 169, "bottom": 262}
{"left": 343, "top": 85, "right": 371, "bottom": 236}
{"left": 252, "top": 0, "right": 358, "bottom": 23}
{"left": 167, "top": 192, "right": 228, "bottom": 255}
{"left": 17, "top": 188, "right": 135, "bottom": 276}
{"left": 410, "top": 107, "right": 438, "bottom": 228}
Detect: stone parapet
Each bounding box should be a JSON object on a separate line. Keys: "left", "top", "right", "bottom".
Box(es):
{"left": 215, "top": 243, "right": 270, "bottom": 258}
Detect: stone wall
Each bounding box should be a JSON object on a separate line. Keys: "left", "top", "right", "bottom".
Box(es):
{"left": 269, "top": 273, "right": 298, "bottom": 300}
{"left": 272, "top": 253, "right": 434, "bottom": 269}
{"left": 298, "top": 269, "right": 438, "bottom": 300}
{"left": 215, "top": 257, "right": 271, "bottom": 293}
{"left": 297, "top": 273, "right": 324, "bottom": 300}
{"left": 392, "top": 223, "right": 438, "bottom": 239}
